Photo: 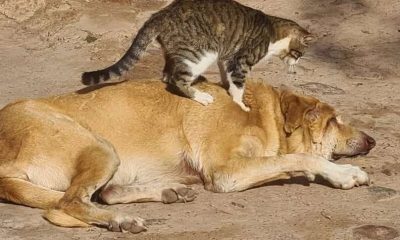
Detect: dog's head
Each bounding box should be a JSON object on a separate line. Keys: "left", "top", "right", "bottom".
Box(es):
{"left": 280, "top": 90, "right": 375, "bottom": 160}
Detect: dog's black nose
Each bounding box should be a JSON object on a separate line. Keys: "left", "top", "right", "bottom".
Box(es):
{"left": 367, "top": 137, "right": 376, "bottom": 149}
{"left": 362, "top": 132, "right": 376, "bottom": 150}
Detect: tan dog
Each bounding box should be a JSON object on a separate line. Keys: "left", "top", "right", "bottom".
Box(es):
{"left": 0, "top": 80, "right": 375, "bottom": 233}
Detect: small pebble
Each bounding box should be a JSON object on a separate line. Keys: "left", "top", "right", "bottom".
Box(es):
{"left": 231, "top": 202, "right": 245, "bottom": 208}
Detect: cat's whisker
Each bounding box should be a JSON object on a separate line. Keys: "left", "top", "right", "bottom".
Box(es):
{"left": 288, "top": 65, "right": 296, "bottom": 74}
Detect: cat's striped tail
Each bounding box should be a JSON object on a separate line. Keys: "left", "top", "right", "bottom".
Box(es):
{"left": 81, "top": 16, "right": 162, "bottom": 85}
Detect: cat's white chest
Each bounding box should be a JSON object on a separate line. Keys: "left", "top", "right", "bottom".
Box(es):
{"left": 262, "top": 37, "right": 291, "bottom": 62}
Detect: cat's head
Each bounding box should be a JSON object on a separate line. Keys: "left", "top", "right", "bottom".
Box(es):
{"left": 283, "top": 27, "right": 313, "bottom": 64}
{"left": 270, "top": 23, "right": 314, "bottom": 73}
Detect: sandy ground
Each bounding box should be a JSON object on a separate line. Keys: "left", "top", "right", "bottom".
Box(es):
{"left": 0, "top": 0, "right": 400, "bottom": 239}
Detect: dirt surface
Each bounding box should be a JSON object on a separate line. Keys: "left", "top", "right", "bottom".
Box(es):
{"left": 0, "top": 0, "right": 400, "bottom": 239}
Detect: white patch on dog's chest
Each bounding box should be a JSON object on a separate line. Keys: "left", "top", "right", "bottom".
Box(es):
{"left": 184, "top": 52, "right": 218, "bottom": 77}
{"left": 261, "top": 37, "right": 291, "bottom": 62}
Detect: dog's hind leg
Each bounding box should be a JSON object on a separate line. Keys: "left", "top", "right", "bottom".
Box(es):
{"left": 100, "top": 182, "right": 198, "bottom": 204}
{"left": 206, "top": 153, "right": 370, "bottom": 192}
{"left": 0, "top": 101, "right": 146, "bottom": 232}
{"left": 46, "top": 141, "right": 147, "bottom": 233}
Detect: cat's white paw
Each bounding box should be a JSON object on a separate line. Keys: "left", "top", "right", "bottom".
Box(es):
{"left": 193, "top": 91, "right": 214, "bottom": 106}
{"left": 323, "top": 164, "right": 370, "bottom": 190}
{"left": 234, "top": 100, "right": 250, "bottom": 112}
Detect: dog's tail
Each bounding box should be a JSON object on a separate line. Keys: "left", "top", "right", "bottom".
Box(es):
{"left": 43, "top": 209, "right": 89, "bottom": 228}
{"left": 81, "top": 12, "right": 165, "bottom": 85}
{"left": 0, "top": 177, "right": 88, "bottom": 228}
{"left": 0, "top": 177, "right": 62, "bottom": 209}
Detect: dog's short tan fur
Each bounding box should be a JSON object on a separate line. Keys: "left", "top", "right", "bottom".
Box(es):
{"left": 0, "top": 80, "right": 375, "bottom": 233}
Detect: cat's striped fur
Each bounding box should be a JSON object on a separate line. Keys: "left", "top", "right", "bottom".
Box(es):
{"left": 82, "top": 0, "right": 313, "bottom": 111}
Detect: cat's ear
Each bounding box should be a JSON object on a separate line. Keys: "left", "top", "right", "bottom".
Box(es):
{"left": 301, "top": 33, "right": 315, "bottom": 46}
{"left": 291, "top": 28, "right": 315, "bottom": 46}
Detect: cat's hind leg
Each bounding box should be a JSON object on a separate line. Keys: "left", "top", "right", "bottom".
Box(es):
{"left": 217, "top": 60, "right": 229, "bottom": 90}
{"left": 165, "top": 53, "right": 217, "bottom": 106}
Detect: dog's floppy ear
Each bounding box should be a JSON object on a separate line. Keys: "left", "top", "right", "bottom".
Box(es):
{"left": 304, "top": 105, "right": 322, "bottom": 143}
{"left": 304, "top": 103, "right": 335, "bottom": 143}
{"left": 280, "top": 89, "right": 318, "bottom": 134}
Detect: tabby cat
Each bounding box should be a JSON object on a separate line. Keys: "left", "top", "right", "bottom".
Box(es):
{"left": 82, "top": 0, "right": 313, "bottom": 111}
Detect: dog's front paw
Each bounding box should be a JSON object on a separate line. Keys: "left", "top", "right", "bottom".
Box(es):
{"left": 161, "top": 187, "right": 198, "bottom": 203}
{"left": 324, "top": 164, "right": 370, "bottom": 190}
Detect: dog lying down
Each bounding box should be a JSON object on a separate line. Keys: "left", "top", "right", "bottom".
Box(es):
{"left": 0, "top": 79, "right": 375, "bottom": 233}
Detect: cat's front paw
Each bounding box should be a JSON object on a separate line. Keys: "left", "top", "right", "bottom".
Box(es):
{"left": 236, "top": 101, "right": 250, "bottom": 112}
{"left": 193, "top": 91, "right": 214, "bottom": 106}
{"left": 232, "top": 98, "right": 250, "bottom": 112}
